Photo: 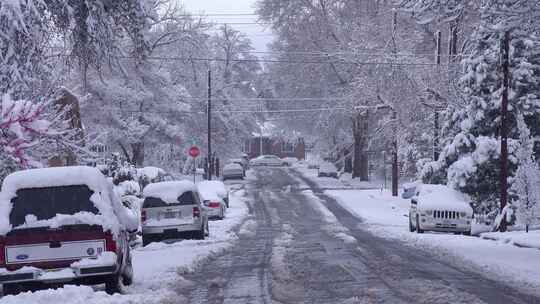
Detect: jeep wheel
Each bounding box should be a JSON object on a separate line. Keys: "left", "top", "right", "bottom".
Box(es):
{"left": 416, "top": 216, "right": 424, "bottom": 234}
{"left": 105, "top": 273, "right": 122, "bottom": 295}
{"left": 463, "top": 230, "right": 472, "bottom": 236}
{"left": 409, "top": 216, "right": 415, "bottom": 232}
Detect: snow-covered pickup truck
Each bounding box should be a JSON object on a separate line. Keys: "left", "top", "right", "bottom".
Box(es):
{"left": 0, "top": 166, "right": 138, "bottom": 295}
{"left": 409, "top": 184, "right": 474, "bottom": 235}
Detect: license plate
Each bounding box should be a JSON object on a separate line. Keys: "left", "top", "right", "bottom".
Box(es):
{"left": 443, "top": 220, "right": 452, "bottom": 225}
{"left": 163, "top": 211, "right": 178, "bottom": 219}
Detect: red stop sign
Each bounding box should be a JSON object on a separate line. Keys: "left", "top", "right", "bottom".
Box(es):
{"left": 189, "top": 146, "right": 200, "bottom": 158}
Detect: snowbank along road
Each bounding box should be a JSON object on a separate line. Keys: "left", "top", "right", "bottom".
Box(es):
{"left": 184, "top": 167, "right": 539, "bottom": 304}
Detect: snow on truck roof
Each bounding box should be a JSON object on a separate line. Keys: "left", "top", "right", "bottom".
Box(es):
{"left": 1, "top": 166, "right": 110, "bottom": 195}
{"left": 143, "top": 180, "right": 196, "bottom": 204}
{"left": 0, "top": 166, "right": 137, "bottom": 236}
{"left": 417, "top": 184, "right": 472, "bottom": 213}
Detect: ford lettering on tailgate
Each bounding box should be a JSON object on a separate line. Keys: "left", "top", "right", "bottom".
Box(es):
{"left": 16, "top": 254, "right": 29, "bottom": 260}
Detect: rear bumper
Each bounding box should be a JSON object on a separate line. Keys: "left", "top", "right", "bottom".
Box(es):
{"left": 223, "top": 172, "right": 244, "bottom": 179}
{"left": 206, "top": 208, "right": 222, "bottom": 218}
{"left": 0, "top": 264, "right": 118, "bottom": 284}
{"left": 142, "top": 222, "right": 201, "bottom": 234}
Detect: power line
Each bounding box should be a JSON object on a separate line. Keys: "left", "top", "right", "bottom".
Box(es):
{"left": 111, "top": 55, "right": 457, "bottom": 66}
{"left": 119, "top": 107, "right": 349, "bottom": 114}
{"left": 180, "top": 97, "right": 353, "bottom": 102}
{"left": 182, "top": 13, "right": 258, "bottom": 17}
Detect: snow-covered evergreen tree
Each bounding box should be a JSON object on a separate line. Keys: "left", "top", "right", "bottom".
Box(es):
{"left": 512, "top": 114, "right": 540, "bottom": 232}
{"left": 421, "top": 1, "right": 540, "bottom": 215}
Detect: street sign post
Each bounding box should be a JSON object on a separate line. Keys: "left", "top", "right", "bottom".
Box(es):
{"left": 189, "top": 146, "right": 200, "bottom": 182}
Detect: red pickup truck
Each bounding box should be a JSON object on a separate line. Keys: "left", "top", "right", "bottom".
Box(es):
{"left": 0, "top": 166, "right": 138, "bottom": 295}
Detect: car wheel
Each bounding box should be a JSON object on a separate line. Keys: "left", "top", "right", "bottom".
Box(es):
{"left": 220, "top": 208, "right": 225, "bottom": 220}
{"left": 105, "top": 273, "right": 122, "bottom": 295}
{"left": 3, "top": 283, "right": 22, "bottom": 296}
{"left": 205, "top": 221, "right": 210, "bottom": 237}
{"left": 463, "top": 230, "right": 472, "bottom": 236}
{"left": 142, "top": 234, "right": 155, "bottom": 247}
{"left": 122, "top": 248, "right": 134, "bottom": 286}
{"left": 416, "top": 216, "right": 424, "bottom": 234}
{"left": 409, "top": 215, "right": 415, "bottom": 232}
{"left": 194, "top": 224, "right": 205, "bottom": 240}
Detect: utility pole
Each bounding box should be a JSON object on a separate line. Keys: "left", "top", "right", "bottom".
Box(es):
{"left": 433, "top": 30, "right": 442, "bottom": 161}
{"left": 391, "top": 110, "right": 399, "bottom": 197}
{"left": 390, "top": 9, "right": 399, "bottom": 197}
{"left": 260, "top": 124, "right": 263, "bottom": 156}
{"left": 207, "top": 69, "right": 212, "bottom": 180}
{"left": 499, "top": 31, "right": 510, "bottom": 232}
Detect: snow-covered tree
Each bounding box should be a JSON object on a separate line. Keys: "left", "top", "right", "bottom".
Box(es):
{"left": 512, "top": 114, "right": 540, "bottom": 232}
{"left": 0, "top": 94, "right": 53, "bottom": 179}
{"left": 421, "top": 1, "right": 540, "bottom": 215}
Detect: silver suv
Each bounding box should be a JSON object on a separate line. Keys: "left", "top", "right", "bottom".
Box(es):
{"left": 141, "top": 181, "right": 209, "bottom": 246}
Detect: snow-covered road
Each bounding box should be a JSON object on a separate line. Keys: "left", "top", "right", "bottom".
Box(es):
{"left": 184, "top": 167, "right": 539, "bottom": 303}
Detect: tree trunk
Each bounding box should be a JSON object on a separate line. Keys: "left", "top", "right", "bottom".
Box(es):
{"left": 352, "top": 135, "right": 362, "bottom": 179}
{"left": 131, "top": 142, "right": 145, "bottom": 167}
{"left": 352, "top": 112, "right": 369, "bottom": 180}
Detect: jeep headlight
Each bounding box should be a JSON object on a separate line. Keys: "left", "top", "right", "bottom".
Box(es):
{"left": 459, "top": 212, "right": 467, "bottom": 217}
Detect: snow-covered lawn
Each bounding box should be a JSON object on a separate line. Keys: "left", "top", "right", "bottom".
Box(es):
{"left": 294, "top": 165, "right": 381, "bottom": 189}
{"left": 326, "top": 189, "right": 540, "bottom": 293}
{"left": 0, "top": 189, "right": 250, "bottom": 304}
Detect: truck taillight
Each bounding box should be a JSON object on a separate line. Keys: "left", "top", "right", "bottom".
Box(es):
{"left": 141, "top": 210, "right": 147, "bottom": 224}
{"left": 193, "top": 207, "right": 200, "bottom": 218}
{"left": 105, "top": 233, "right": 117, "bottom": 253}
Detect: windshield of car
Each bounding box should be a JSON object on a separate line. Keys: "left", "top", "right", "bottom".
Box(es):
{"left": 9, "top": 185, "right": 98, "bottom": 227}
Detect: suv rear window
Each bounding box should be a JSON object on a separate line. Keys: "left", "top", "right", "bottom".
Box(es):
{"left": 9, "top": 185, "right": 98, "bottom": 227}
{"left": 143, "top": 191, "right": 198, "bottom": 208}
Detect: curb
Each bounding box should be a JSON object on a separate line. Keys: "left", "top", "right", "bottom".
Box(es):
{"left": 479, "top": 235, "right": 540, "bottom": 250}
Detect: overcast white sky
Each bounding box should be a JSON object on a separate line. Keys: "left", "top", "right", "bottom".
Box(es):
{"left": 179, "top": 0, "right": 273, "bottom": 53}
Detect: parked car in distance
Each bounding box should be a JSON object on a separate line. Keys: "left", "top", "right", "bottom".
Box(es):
{"left": 250, "top": 155, "right": 284, "bottom": 167}
{"left": 307, "top": 159, "right": 320, "bottom": 169}
{"left": 0, "top": 166, "right": 137, "bottom": 295}
{"left": 282, "top": 157, "right": 299, "bottom": 167}
{"left": 223, "top": 163, "right": 245, "bottom": 180}
{"left": 229, "top": 158, "right": 247, "bottom": 176}
{"left": 409, "top": 184, "right": 473, "bottom": 235}
{"left": 197, "top": 180, "right": 228, "bottom": 219}
{"left": 141, "top": 181, "right": 208, "bottom": 246}
{"left": 318, "top": 162, "right": 338, "bottom": 178}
